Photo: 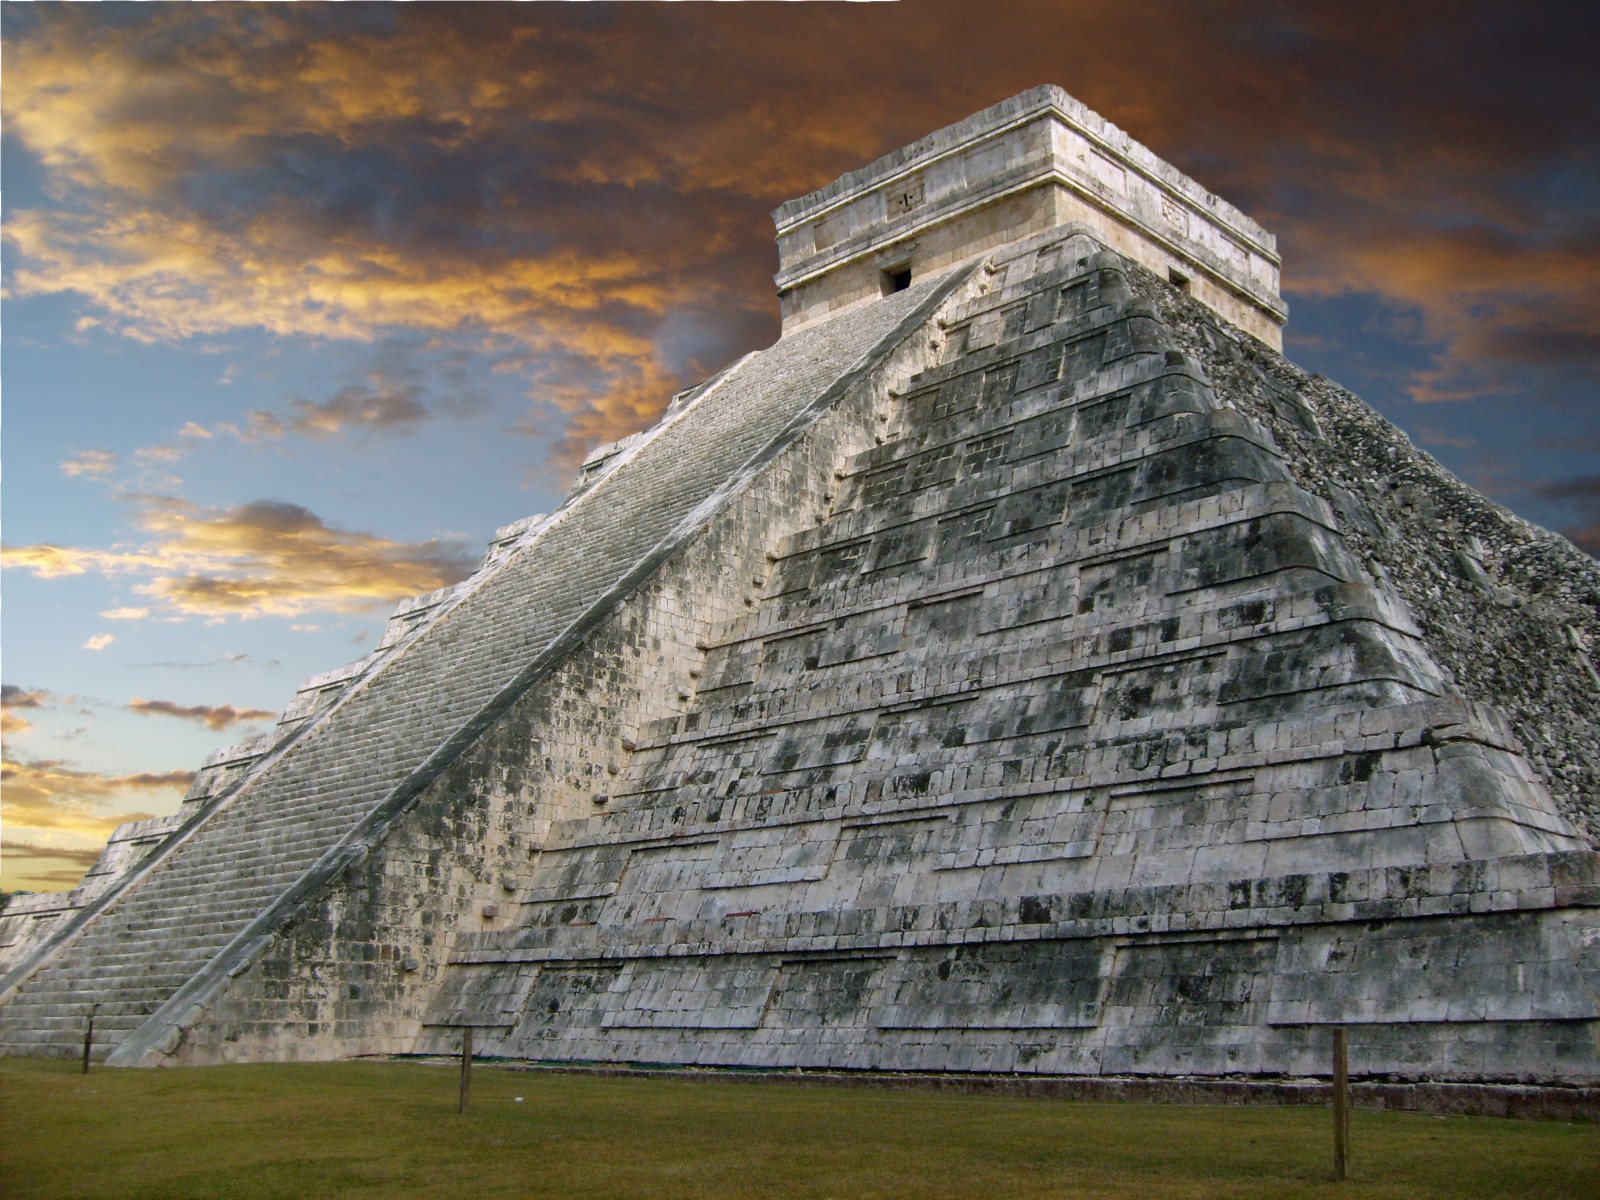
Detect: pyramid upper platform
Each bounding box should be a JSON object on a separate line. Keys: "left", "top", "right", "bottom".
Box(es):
{"left": 774, "top": 86, "right": 1286, "bottom": 349}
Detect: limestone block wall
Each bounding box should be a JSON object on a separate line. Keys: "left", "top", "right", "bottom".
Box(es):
{"left": 0, "top": 249, "right": 976, "bottom": 1064}
{"left": 171, "top": 590, "right": 716, "bottom": 1063}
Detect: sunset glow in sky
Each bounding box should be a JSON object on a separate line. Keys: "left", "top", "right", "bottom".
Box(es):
{"left": 3, "top": 2, "right": 1597, "bottom": 892}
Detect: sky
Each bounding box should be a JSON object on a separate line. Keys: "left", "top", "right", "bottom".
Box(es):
{"left": 3, "top": 1, "right": 1597, "bottom": 893}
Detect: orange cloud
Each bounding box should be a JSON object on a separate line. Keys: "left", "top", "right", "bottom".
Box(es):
{"left": 4, "top": 495, "right": 475, "bottom": 619}
{"left": 0, "top": 755, "right": 192, "bottom": 892}
{"left": 3, "top": 841, "right": 102, "bottom": 866}
{"left": 0, "top": 6, "right": 780, "bottom": 462}
{"left": 1, "top": 2, "right": 1593, "bottom": 456}
{"left": 0, "top": 756, "right": 189, "bottom": 828}
{"left": 127, "top": 698, "right": 277, "bottom": 731}
{"left": 2, "top": 841, "right": 104, "bottom": 891}
{"left": 0, "top": 543, "right": 166, "bottom": 579}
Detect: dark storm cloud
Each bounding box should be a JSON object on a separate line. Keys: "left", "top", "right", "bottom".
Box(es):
{"left": 1538, "top": 476, "right": 1600, "bottom": 501}
{"left": 1535, "top": 474, "right": 1600, "bottom": 553}
{"left": 3, "top": 1, "right": 1597, "bottom": 451}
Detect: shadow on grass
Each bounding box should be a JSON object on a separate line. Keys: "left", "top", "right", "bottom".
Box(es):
{"left": 1, "top": 1058, "right": 1595, "bottom": 1199}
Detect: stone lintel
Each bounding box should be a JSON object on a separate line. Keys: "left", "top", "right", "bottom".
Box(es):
{"left": 773, "top": 85, "right": 1286, "bottom": 349}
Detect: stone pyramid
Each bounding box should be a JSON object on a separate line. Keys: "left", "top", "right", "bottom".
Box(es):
{"left": 3, "top": 88, "right": 1597, "bottom": 1098}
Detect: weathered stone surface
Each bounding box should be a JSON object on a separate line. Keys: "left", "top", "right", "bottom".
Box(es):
{"left": 1, "top": 89, "right": 1595, "bottom": 1094}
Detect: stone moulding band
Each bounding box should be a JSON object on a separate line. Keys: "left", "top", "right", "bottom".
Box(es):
{"left": 776, "top": 165, "right": 1287, "bottom": 324}
{"left": 103, "top": 261, "right": 985, "bottom": 1069}
{"left": 388, "top": 1059, "right": 1600, "bottom": 1122}
{"left": 773, "top": 86, "right": 1274, "bottom": 252}
{"left": 772, "top": 87, "right": 1284, "bottom": 331}
{"left": 448, "top": 849, "right": 1600, "bottom": 968}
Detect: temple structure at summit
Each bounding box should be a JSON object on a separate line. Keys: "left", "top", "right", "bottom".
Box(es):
{"left": 3, "top": 88, "right": 1597, "bottom": 1107}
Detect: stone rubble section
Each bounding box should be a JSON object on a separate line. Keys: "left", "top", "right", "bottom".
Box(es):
{"left": 411, "top": 231, "right": 1599, "bottom": 1084}
{"left": 0, "top": 272, "right": 955, "bottom": 1062}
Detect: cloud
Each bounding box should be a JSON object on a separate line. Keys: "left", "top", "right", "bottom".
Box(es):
{"left": 126, "top": 697, "right": 277, "bottom": 731}
{"left": 4, "top": 493, "right": 475, "bottom": 619}
{"left": 1412, "top": 423, "right": 1477, "bottom": 450}
{"left": 1565, "top": 525, "right": 1600, "bottom": 556}
{"left": 1, "top": 2, "right": 1595, "bottom": 461}
{"left": 60, "top": 449, "right": 118, "bottom": 477}
{"left": 1, "top": 842, "right": 106, "bottom": 891}
{"left": 0, "top": 755, "right": 192, "bottom": 892}
{"left": 0, "top": 755, "right": 187, "bottom": 836}
{"left": 1286, "top": 223, "right": 1600, "bottom": 403}
{"left": 1535, "top": 474, "right": 1600, "bottom": 554}
{"left": 2, "top": 685, "right": 52, "bottom": 711}
{"left": 247, "top": 381, "right": 431, "bottom": 439}
{"left": 83, "top": 633, "right": 115, "bottom": 651}
{"left": 0, "top": 6, "right": 793, "bottom": 455}
{"left": 0, "top": 543, "right": 163, "bottom": 579}
{"left": 101, "top": 606, "right": 151, "bottom": 621}
{"left": 1, "top": 686, "right": 55, "bottom": 739}
{"left": 2, "top": 841, "right": 103, "bottom": 869}
{"left": 173, "top": 353, "right": 495, "bottom": 449}
{"left": 1536, "top": 475, "right": 1600, "bottom": 501}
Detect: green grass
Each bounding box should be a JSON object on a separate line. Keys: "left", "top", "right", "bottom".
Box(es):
{"left": 1, "top": 1058, "right": 1594, "bottom": 1199}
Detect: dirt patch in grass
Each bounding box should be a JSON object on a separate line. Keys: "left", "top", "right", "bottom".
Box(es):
{"left": 1, "top": 1058, "right": 1594, "bottom": 1199}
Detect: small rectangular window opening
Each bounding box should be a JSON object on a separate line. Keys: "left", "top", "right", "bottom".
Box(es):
{"left": 1167, "top": 266, "right": 1191, "bottom": 294}
{"left": 882, "top": 266, "right": 913, "bottom": 296}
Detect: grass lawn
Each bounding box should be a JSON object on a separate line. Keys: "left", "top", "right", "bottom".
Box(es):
{"left": 1, "top": 1058, "right": 1595, "bottom": 1199}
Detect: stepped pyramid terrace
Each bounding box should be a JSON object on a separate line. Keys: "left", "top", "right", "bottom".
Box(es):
{"left": 3, "top": 88, "right": 1598, "bottom": 1106}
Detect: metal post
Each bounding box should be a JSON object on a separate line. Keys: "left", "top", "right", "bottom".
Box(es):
{"left": 1332, "top": 1026, "right": 1350, "bottom": 1182}
{"left": 81, "top": 1004, "right": 97, "bottom": 1074}
{"left": 458, "top": 1026, "right": 474, "bottom": 1114}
